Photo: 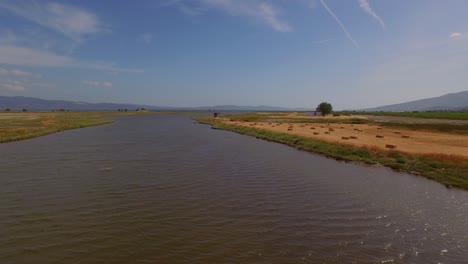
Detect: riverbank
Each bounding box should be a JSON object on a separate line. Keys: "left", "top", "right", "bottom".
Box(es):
{"left": 0, "top": 111, "right": 180, "bottom": 143}
{"left": 194, "top": 115, "right": 468, "bottom": 191}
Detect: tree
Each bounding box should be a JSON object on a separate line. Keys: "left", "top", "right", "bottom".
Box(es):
{"left": 22, "top": 108, "right": 28, "bottom": 112}
{"left": 5, "top": 108, "right": 10, "bottom": 112}
{"left": 318, "top": 102, "right": 333, "bottom": 116}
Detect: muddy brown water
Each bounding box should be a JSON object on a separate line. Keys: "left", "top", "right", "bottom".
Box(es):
{"left": 0, "top": 115, "right": 467, "bottom": 264}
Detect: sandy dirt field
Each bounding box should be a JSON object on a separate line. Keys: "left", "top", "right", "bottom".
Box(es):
{"left": 224, "top": 120, "right": 468, "bottom": 158}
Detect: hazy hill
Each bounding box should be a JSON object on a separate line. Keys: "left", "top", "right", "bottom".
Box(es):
{"left": 192, "top": 105, "right": 308, "bottom": 111}
{"left": 0, "top": 96, "right": 307, "bottom": 111}
{"left": 0, "top": 96, "right": 168, "bottom": 111}
{"left": 363, "top": 91, "right": 468, "bottom": 111}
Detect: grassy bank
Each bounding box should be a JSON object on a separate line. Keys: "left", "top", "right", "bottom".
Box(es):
{"left": 194, "top": 116, "right": 468, "bottom": 191}
{"left": 0, "top": 111, "right": 164, "bottom": 143}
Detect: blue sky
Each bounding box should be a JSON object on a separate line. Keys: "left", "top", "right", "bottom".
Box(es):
{"left": 0, "top": 0, "right": 467, "bottom": 109}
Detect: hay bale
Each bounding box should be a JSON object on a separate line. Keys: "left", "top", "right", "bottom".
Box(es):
{"left": 354, "top": 128, "right": 359, "bottom": 131}
{"left": 310, "top": 127, "right": 315, "bottom": 130}
{"left": 377, "top": 127, "right": 383, "bottom": 130}
{"left": 401, "top": 135, "right": 410, "bottom": 138}
{"left": 329, "top": 128, "right": 335, "bottom": 131}
{"left": 376, "top": 135, "right": 384, "bottom": 138}
{"left": 394, "top": 131, "right": 401, "bottom": 134}
{"left": 350, "top": 136, "right": 358, "bottom": 139}
{"left": 386, "top": 144, "right": 397, "bottom": 149}
{"left": 340, "top": 127, "right": 345, "bottom": 129}
{"left": 313, "top": 132, "right": 320, "bottom": 135}
{"left": 342, "top": 137, "right": 349, "bottom": 140}
{"left": 325, "top": 131, "right": 330, "bottom": 134}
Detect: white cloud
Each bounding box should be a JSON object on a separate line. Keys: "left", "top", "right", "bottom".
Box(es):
{"left": 0, "top": 68, "right": 42, "bottom": 78}
{"left": 139, "top": 33, "right": 153, "bottom": 43}
{"left": 162, "top": 0, "right": 204, "bottom": 16}
{"left": 82, "top": 80, "right": 113, "bottom": 88}
{"left": 0, "top": 45, "right": 142, "bottom": 73}
{"left": 0, "top": 78, "right": 56, "bottom": 92}
{"left": 257, "top": 2, "right": 291, "bottom": 32}
{"left": 0, "top": 80, "right": 25, "bottom": 91}
{"left": 0, "top": 45, "right": 71, "bottom": 67}
{"left": 450, "top": 32, "right": 462, "bottom": 39}
{"left": 0, "top": 1, "right": 106, "bottom": 42}
{"left": 311, "top": 38, "right": 334, "bottom": 44}
{"left": 319, "top": 0, "right": 358, "bottom": 47}
{"left": 202, "top": 0, "right": 291, "bottom": 32}
{"left": 167, "top": 0, "right": 292, "bottom": 32}
{"left": 101, "top": 81, "right": 112, "bottom": 87}
{"left": 359, "top": 0, "right": 386, "bottom": 29}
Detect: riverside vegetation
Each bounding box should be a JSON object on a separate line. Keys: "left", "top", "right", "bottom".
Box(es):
{"left": 0, "top": 111, "right": 173, "bottom": 143}
{"left": 194, "top": 112, "right": 468, "bottom": 190}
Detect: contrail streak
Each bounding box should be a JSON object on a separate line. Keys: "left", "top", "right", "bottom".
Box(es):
{"left": 359, "top": 0, "right": 386, "bottom": 29}
{"left": 319, "top": 0, "right": 358, "bottom": 48}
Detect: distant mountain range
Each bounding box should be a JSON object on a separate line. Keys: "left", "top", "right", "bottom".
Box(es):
{"left": 0, "top": 96, "right": 164, "bottom": 111}
{"left": 192, "top": 105, "right": 308, "bottom": 111}
{"left": 4, "top": 91, "right": 466, "bottom": 112}
{"left": 0, "top": 96, "right": 308, "bottom": 111}
{"left": 363, "top": 91, "right": 468, "bottom": 112}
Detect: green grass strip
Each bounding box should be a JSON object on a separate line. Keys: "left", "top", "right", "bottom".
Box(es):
{"left": 194, "top": 116, "right": 468, "bottom": 191}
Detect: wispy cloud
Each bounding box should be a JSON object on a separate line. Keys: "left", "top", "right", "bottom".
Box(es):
{"left": 0, "top": 45, "right": 71, "bottom": 67}
{"left": 0, "top": 77, "right": 56, "bottom": 92}
{"left": 319, "top": 0, "right": 358, "bottom": 47}
{"left": 0, "top": 80, "right": 25, "bottom": 91}
{"left": 359, "top": 0, "right": 386, "bottom": 29}
{"left": 311, "top": 38, "right": 334, "bottom": 44}
{"left": 0, "top": 0, "right": 106, "bottom": 43}
{"left": 450, "top": 32, "right": 462, "bottom": 38}
{"left": 162, "top": 0, "right": 204, "bottom": 16}
{"left": 0, "top": 68, "right": 42, "bottom": 78}
{"left": 0, "top": 45, "right": 142, "bottom": 73}
{"left": 257, "top": 2, "right": 291, "bottom": 32}
{"left": 202, "top": 0, "right": 291, "bottom": 32}
{"left": 167, "top": 0, "right": 292, "bottom": 32}
{"left": 450, "top": 32, "right": 468, "bottom": 40}
{"left": 139, "top": 32, "right": 153, "bottom": 43}
{"left": 82, "top": 80, "right": 112, "bottom": 88}
{"left": 0, "top": 66, "right": 48, "bottom": 92}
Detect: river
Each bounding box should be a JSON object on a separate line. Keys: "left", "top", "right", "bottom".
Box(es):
{"left": 0, "top": 115, "right": 467, "bottom": 263}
